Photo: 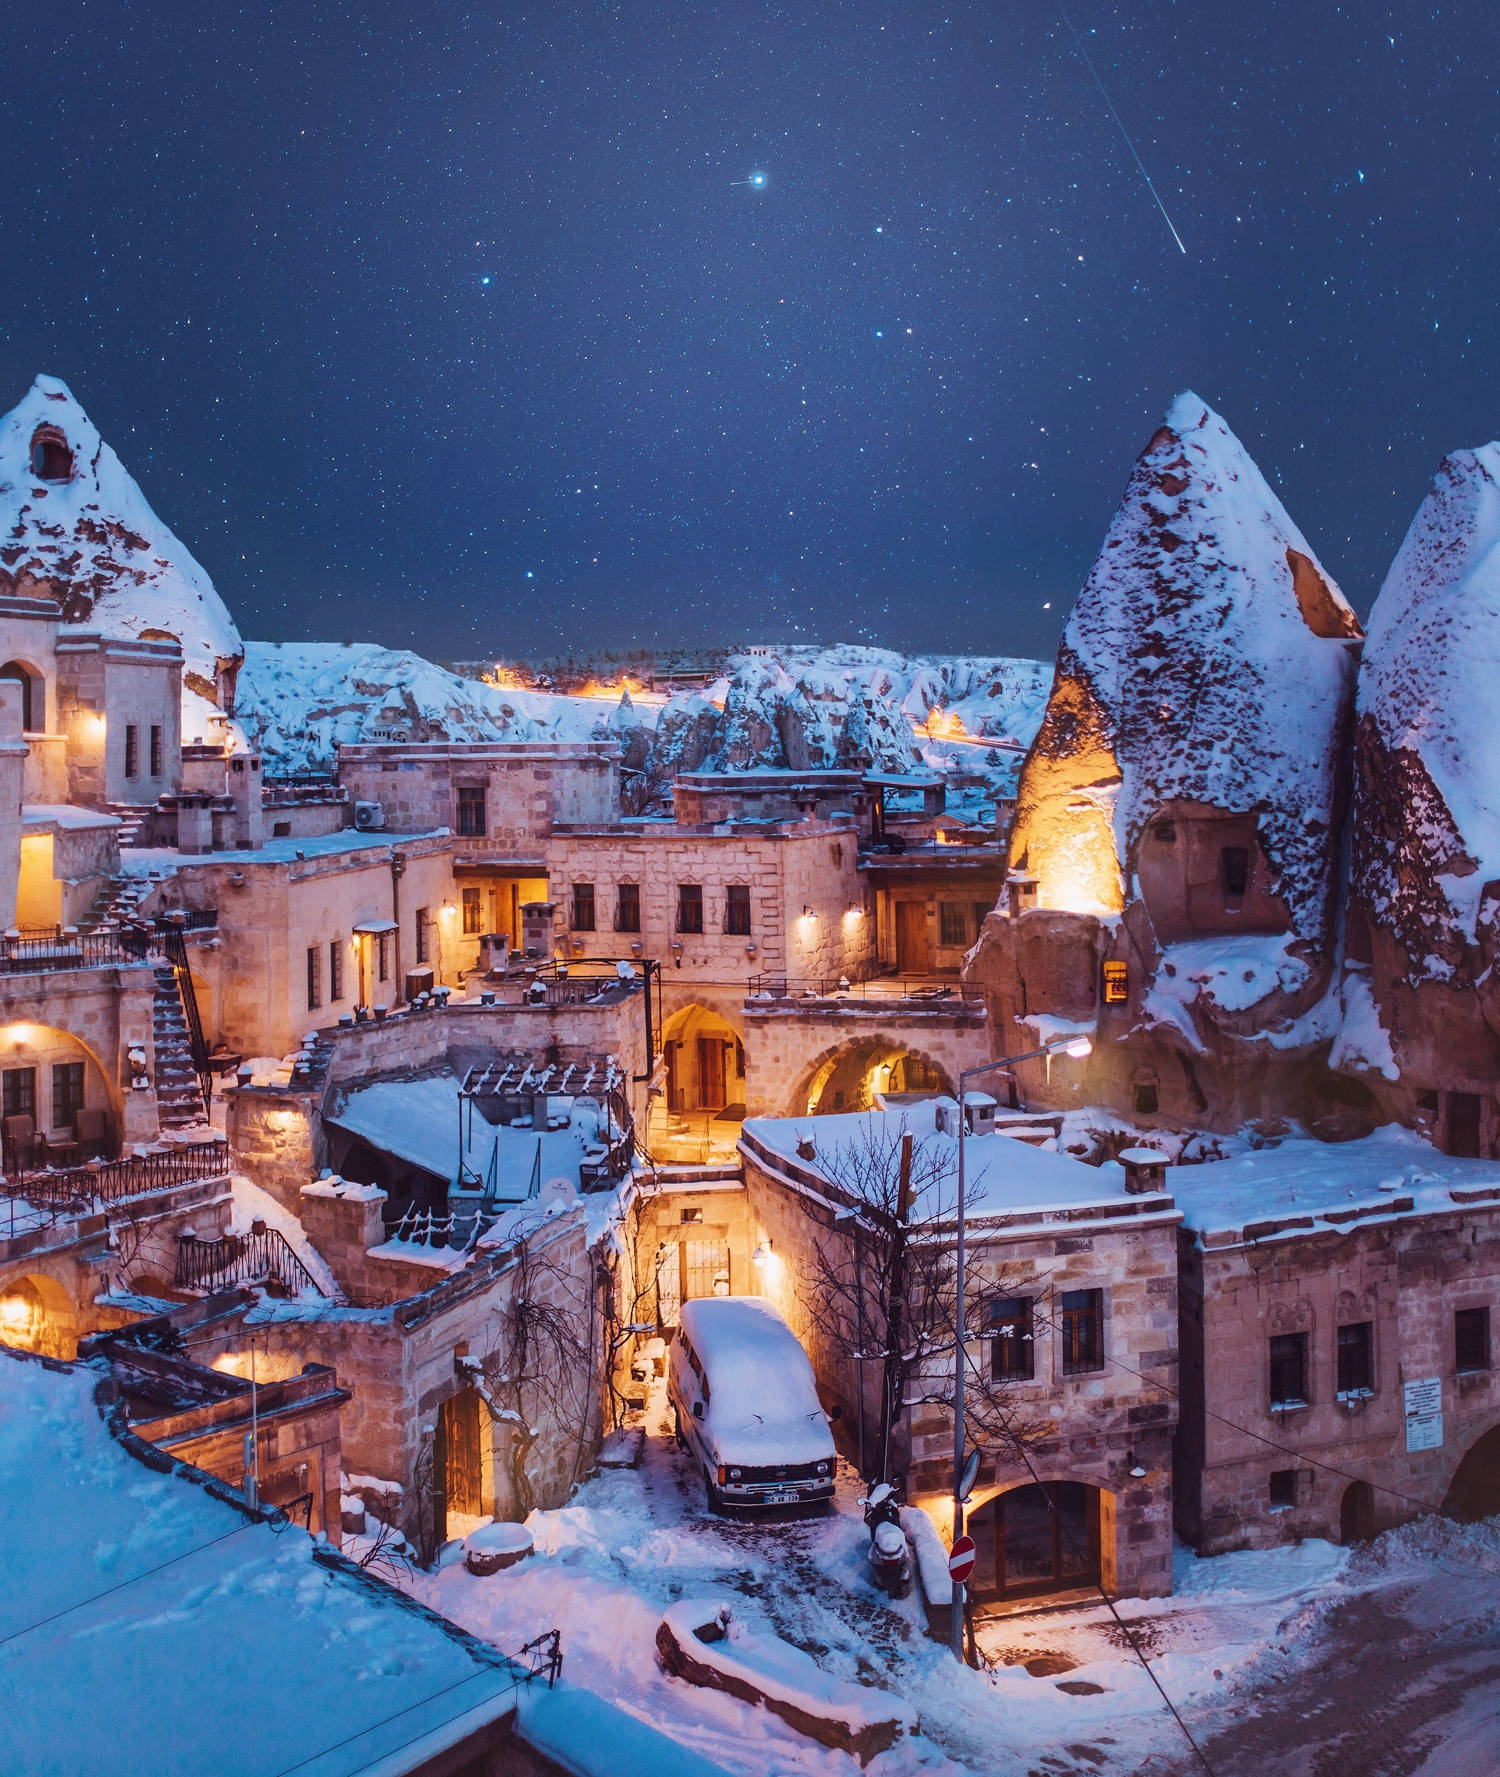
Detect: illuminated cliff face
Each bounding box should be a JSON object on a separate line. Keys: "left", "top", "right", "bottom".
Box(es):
{"left": 1010, "top": 393, "right": 1360, "bottom": 957}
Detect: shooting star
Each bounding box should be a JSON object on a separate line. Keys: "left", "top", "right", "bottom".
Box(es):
{"left": 1057, "top": 3, "right": 1187, "bottom": 255}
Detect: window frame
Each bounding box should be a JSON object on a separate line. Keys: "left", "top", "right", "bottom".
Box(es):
{"left": 1336, "top": 1320, "right": 1375, "bottom": 1399}
{"left": 1059, "top": 1287, "right": 1104, "bottom": 1376}
{"left": 124, "top": 724, "right": 139, "bottom": 780}
{"left": 1269, "top": 1331, "right": 1309, "bottom": 1408}
{"left": 615, "top": 882, "right": 641, "bottom": 933}
{"left": 989, "top": 1295, "right": 1035, "bottom": 1382}
{"left": 572, "top": 882, "right": 596, "bottom": 932}
{"left": 461, "top": 886, "right": 484, "bottom": 935}
{"left": 328, "top": 939, "right": 343, "bottom": 1003}
{"left": 724, "top": 883, "right": 752, "bottom": 936}
{"left": 414, "top": 908, "right": 429, "bottom": 966}
{"left": 51, "top": 1060, "right": 85, "bottom": 1131}
{"left": 306, "top": 945, "right": 321, "bottom": 1012}
{"left": 456, "top": 785, "right": 487, "bottom": 838}
{"left": 939, "top": 901, "right": 969, "bottom": 948}
{"left": 677, "top": 883, "right": 704, "bottom": 935}
{"left": 1455, "top": 1306, "right": 1491, "bottom": 1374}
{"left": 2, "top": 1066, "right": 35, "bottom": 1120}
{"left": 149, "top": 724, "right": 164, "bottom": 778}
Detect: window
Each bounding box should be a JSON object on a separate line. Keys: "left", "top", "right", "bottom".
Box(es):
{"left": 1268, "top": 1469, "right": 1298, "bottom": 1510}
{"left": 462, "top": 886, "right": 484, "bottom": 935}
{"left": 1456, "top": 1307, "right": 1491, "bottom": 1373}
{"left": 989, "top": 1296, "right": 1034, "bottom": 1382}
{"left": 150, "top": 724, "right": 163, "bottom": 777}
{"left": 2, "top": 1067, "right": 35, "bottom": 1119}
{"left": 0, "top": 663, "right": 34, "bottom": 731}
{"left": 677, "top": 884, "right": 704, "bottom": 934}
{"left": 124, "top": 724, "right": 139, "bottom": 779}
{"left": 1103, "top": 960, "right": 1129, "bottom": 1005}
{"left": 615, "top": 882, "right": 641, "bottom": 932}
{"left": 939, "top": 902, "right": 969, "bottom": 947}
{"left": 724, "top": 884, "right": 752, "bottom": 936}
{"left": 456, "top": 786, "right": 486, "bottom": 837}
{"left": 51, "top": 1061, "right": 84, "bottom": 1130}
{"left": 1221, "top": 845, "right": 1250, "bottom": 899}
{"left": 29, "top": 428, "right": 73, "bottom": 480}
{"left": 1269, "top": 1332, "right": 1309, "bottom": 1407}
{"left": 1337, "top": 1321, "right": 1374, "bottom": 1397}
{"left": 680, "top": 1206, "right": 703, "bottom": 1225}
{"left": 306, "top": 946, "right": 321, "bottom": 1011}
{"left": 328, "top": 940, "right": 343, "bottom": 1002}
{"left": 415, "top": 907, "right": 430, "bottom": 965}
{"left": 572, "top": 883, "right": 596, "bottom": 931}
{"left": 1060, "top": 1289, "right": 1103, "bottom": 1375}
{"left": 377, "top": 932, "right": 391, "bottom": 983}
{"left": 271, "top": 820, "right": 291, "bottom": 838}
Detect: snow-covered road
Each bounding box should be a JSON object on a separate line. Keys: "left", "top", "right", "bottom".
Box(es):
{"left": 399, "top": 1386, "right": 1500, "bottom": 1777}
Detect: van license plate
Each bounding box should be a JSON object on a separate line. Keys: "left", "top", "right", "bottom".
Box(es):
{"left": 764, "top": 1488, "right": 800, "bottom": 1505}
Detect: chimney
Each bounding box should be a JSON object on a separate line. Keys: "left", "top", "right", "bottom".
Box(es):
{"left": 1119, "top": 1147, "right": 1167, "bottom": 1196}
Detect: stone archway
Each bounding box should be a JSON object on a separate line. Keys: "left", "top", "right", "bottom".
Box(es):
{"left": 793, "top": 1037, "right": 955, "bottom": 1117}
{"left": 0, "top": 1023, "right": 118, "bottom": 1162}
{"left": 0, "top": 1271, "right": 78, "bottom": 1358}
{"left": 964, "top": 1477, "right": 1115, "bottom": 1601}
{"left": 651, "top": 1004, "right": 746, "bottom": 1163}
{"left": 0, "top": 659, "right": 43, "bottom": 733}
{"left": 1442, "top": 1424, "right": 1500, "bottom": 1522}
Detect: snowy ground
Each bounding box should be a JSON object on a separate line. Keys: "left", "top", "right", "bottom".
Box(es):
{"left": 396, "top": 1383, "right": 1500, "bottom": 1776}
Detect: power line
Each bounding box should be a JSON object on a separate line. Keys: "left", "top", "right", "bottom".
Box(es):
{"left": 269, "top": 1666, "right": 513, "bottom": 1777}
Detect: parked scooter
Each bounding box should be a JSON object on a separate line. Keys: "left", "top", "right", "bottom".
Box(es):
{"left": 859, "top": 1480, "right": 913, "bottom": 1598}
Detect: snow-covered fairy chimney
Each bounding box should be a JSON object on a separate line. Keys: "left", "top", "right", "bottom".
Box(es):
{"left": 1350, "top": 443, "right": 1500, "bottom": 1152}
{"left": 0, "top": 375, "right": 245, "bottom": 742}
{"left": 968, "top": 393, "right": 1365, "bottom": 1131}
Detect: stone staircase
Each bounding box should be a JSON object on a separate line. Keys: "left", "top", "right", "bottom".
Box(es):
{"left": 152, "top": 965, "right": 208, "bottom": 1129}
{"left": 79, "top": 869, "right": 171, "bottom": 934}
{"left": 104, "top": 802, "right": 151, "bottom": 847}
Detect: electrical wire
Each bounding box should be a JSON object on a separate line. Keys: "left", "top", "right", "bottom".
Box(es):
{"left": 268, "top": 1665, "right": 515, "bottom": 1777}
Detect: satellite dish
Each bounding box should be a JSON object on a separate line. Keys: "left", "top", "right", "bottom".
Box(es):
{"left": 538, "top": 1176, "right": 578, "bottom": 1211}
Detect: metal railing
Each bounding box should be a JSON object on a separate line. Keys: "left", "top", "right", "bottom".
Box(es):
{"left": 174, "top": 1224, "right": 321, "bottom": 1296}
{"left": 745, "top": 973, "right": 984, "bottom": 1004}
{"left": 154, "top": 909, "right": 219, "bottom": 933}
{"left": 3, "top": 1138, "right": 231, "bottom": 1215}
{"left": 160, "top": 927, "right": 214, "bottom": 1109}
{"left": 0, "top": 927, "right": 153, "bottom": 975}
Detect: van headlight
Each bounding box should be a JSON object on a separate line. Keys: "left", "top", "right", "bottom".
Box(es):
{"left": 816, "top": 1462, "right": 829, "bottom": 1476}
{"left": 728, "top": 1467, "right": 741, "bottom": 1480}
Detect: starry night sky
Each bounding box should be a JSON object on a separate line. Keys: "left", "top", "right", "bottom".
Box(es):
{"left": 2, "top": 3, "right": 1497, "bottom": 663}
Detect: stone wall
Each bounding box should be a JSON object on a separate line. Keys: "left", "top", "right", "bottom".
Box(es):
{"left": 336, "top": 741, "right": 620, "bottom": 842}
{"left": 1180, "top": 1204, "right": 1500, "bottom": 1553}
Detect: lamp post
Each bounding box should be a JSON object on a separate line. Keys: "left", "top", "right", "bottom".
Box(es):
{"left": 949, "top": 1032, "right": 1093, "bottom": 1663}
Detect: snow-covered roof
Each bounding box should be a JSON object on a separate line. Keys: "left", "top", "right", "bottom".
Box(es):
{"left": 1354, "top": 443, "right": 1500, "bottom": 975}
{"left": 1018, "top": 392, "right": 1360, "bottom": 946}
{"left": 741, "top": 1103, "right": 1156, "bottom": 1223}
{"left": 0, "top": 1350, "right": 522, "bottom": 1777}
{"left": 328, "top": 1070, "right": 615, "bottom": 1196}
{"left": 0, "top": 376, "right": 243, "bottom": 734}
{"left": 1168, "top": 1125, "right": 1500, "bottom": 1243}
{"left": 677, "top": 1296, "right": 834, "bottom": 1465}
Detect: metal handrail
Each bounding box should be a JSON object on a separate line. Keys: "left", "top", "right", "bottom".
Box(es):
{"left": 2, "top": 1139, "right": 231, "bottom": 1213}
{"left": 174, "top": 1224, "right": 321, "bottom": 1296}
{"left": 745, "top": 973, "right": 983, "bottom": 1004}
{"left": 0, "top": 927, "right": 154, "bottom": 975}
{"left": 160, "top": 927, "right": 214, "bottom": 1110}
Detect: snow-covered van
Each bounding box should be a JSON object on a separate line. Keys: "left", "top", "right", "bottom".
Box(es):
{"left": 668, "top": 1296, "right": 837, "bottom": 1512}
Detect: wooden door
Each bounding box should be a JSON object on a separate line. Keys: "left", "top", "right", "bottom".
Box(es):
{"left": 665, "top": 1041, "right": 684, "bottom": 1113}
{"left": 440, "top": 1388, "right": 484, "bottom": 1518}
{"left": 696, "top": 1037, "right": 727, "bottom": 1110}
{"left": 895, "top": 901, "right": 930, "bottom": 974}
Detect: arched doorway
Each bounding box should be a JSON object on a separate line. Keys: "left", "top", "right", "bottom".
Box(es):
{"left": 1442, "top": 1425, "right": 1500, "bottom": 1522}
{"left": 0, "top": 661, "right": 38, "bottom": 732}
{"left": 1339, "top": 1480, "right": 1376, "bottom": 1543}
{"left": 799, "top": 1039, "right": 952, "bottom": 1116}
{"left": 966, "top": 1481, "right": 1108, "bottom": 1601}
{"left": 652, "top": 1005, "right": 745, "bottom": 1162}
{"left": 0, "top": 1272, "right": 78, "bottom": 1358}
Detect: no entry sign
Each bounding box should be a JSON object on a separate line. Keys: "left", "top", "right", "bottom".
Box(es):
{"left": 948, "top": 1535, "right": 977, "bottom": 1585}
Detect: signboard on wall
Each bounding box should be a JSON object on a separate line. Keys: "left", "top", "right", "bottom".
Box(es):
{"left": 1404, "top": 1377, "right": 1443, "bottom": 1452}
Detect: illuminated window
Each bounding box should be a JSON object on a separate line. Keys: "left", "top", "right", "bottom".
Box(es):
{"left": 724, "top": 884, "right": 751, "bottom": 935}
{"left": 462, "top": 887, "right": 484, "bottom": 935}
{"left": 1103, "top": 960, "right": 1129, "bottom": 1004}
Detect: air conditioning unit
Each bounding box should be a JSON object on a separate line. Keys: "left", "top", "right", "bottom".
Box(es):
{"left": 353, "top": 801, "right": 385, "bottom": 831}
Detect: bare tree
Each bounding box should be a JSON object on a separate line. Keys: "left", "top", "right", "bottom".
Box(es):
{"left": 797, "top": 1116, "right": 1048, "bottom": 1483}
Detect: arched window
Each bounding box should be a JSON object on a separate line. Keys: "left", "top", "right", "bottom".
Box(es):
{"left": 0, "top": 662, "right": 35, "bottom": 732}
{"left": 29, "top": 426, "right": 74, "bottom": 482}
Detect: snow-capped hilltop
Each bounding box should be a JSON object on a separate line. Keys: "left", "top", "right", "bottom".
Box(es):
{"left": 0, "top": 375, "right": 244, "bottom": 733}
{"left": 1354, "top": 443, "right": 1500, "bottom": 973}
{"left": 1023, "top": 390, "right": 1361, "bottom": 945}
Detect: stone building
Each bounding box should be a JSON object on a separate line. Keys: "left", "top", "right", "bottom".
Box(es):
{"left": 1173, "top": 1127, "right": 1500, "bottom": 1551}
{"left": 1345, "top": 443, "right": 1500, "bottom": 1157}
{"left": 739, "top": 1106, "right": 1180, "bottom": 1603}
{"left": 968, "top": 393, "right": 1365, "bottom": 1136}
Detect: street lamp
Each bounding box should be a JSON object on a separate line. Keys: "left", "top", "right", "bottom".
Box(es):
{"left": 949, "top": 1031, "right": 1092, "bottom": 1662}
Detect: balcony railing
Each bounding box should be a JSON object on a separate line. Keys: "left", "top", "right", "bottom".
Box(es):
{"left": 174, "top": 1223, "right": 322, "bottom": 1297}
{"left": 3, "top": 1139, "right": 231, "bottom": 1214}
{"left": 745, "top": 974, "right": 984, "bottom": 1005}
{"left": 0, "top": 927, "right": 153, "bottom": 975}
